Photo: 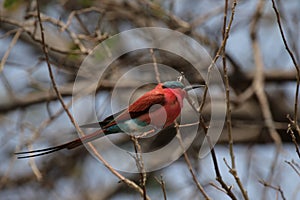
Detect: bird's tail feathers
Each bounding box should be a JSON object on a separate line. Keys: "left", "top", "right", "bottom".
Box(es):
{"left": 15, "top": 129, "right": 105, "bottom": 159}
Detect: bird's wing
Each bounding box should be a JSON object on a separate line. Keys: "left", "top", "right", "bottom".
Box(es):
{"left": 107, "top": 91, "right": 166, "bottom": 127}
{"left": 80, "top": 91, "right": 165, "bottom": 129}
{"left": 128, "top": 92, "right": 165, "bottom": 116}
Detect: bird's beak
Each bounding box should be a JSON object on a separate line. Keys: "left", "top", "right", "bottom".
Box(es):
{"left": 184, "top": 84, "right": 205, "bottom": 91}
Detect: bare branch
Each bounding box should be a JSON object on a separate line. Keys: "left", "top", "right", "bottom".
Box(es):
{"left": 287, "top": 115, "right": 300, "bottom": 158}
{"left": 221, "top": 0, "right": 249, "bottom": 199}
{"left": 150, "top": 48, "right": 161, "bottom": 83}
{"left": 251, "top": 0, "right": 282, "bottom": 146}
{"left": 175, "top": 121, "right": 211, "bottom": 200}
{"left": 35, "top": 1, "right": 148, "bottom": 198}
{"left": 271, "top": 0, "right": 300, "bottom": 137}
{"left": 259, "top": 180, "right": 287, "bottom": 200}
{"left": 131, "top": 136, "right": 147, "bottom": 200}
{"left": 154, "top": 176, "right": 167, "bottom": 200}
{"left": 285, "top": 160, "right": 300, "bottom": 177}
{"left": 206, "top": 135, "right": 237, "bottom": 200}
{"left": 0, "top": 28, "right": 22, "bottom": 72}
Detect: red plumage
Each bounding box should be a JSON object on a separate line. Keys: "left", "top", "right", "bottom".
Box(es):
{"left": 15, "top": 81, "right": 188, "bottom": 158}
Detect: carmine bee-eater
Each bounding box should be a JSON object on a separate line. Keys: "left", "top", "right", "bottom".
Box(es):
{"left": 15, "top": 81, "right": 201, "bottom": 159}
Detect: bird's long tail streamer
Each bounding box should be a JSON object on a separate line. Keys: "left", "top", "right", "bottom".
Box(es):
{"left": 15, "top": 129, "right": 105, "bottom": 159}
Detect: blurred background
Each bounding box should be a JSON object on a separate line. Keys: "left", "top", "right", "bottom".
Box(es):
{"left": 0, "top": 0, "right": 299, "bottom": 199}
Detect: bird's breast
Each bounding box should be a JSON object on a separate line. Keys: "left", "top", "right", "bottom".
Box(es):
{"left": 162, "top": 90, "right": 185, "bottom": 127}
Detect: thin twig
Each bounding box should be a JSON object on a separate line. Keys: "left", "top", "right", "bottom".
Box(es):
{"left": 150, "top": 48, "right": 161, "bottom": 83}
{"left": 130, "top": 136, "right": 147, "bottom": 200}
{"left": 250, "top": 0, "right": 282, "bottom": 143}
{"left": 18, "top": 112, "right": 43, "bottom": 181}
{"left": 0, "top": 154, "right": 17, "bottom": 189}
{"left": 199, "top": 0, "right": 237, "bottom": 115}
{"left": 209, "top": 182, "right": 227, "bottom": 194}
{"left": 205, "top": 134, "right": 237, "bottom": 200}
{"left": 222, "top": 0, "right": 235, "bottom": 170}
{"left": 0, "top": 72, "right": 17, "bottom": 101}
{"left": 0, "top": 16, "right": 85, "bottom": 55}
{"left": 0, "top": 28, "right": 19, "bottom": 39}
{"left": 191, "top": 6, "right": 224, "bottom": 27}
{"left": 0, "top": 28, "right": 22, "bottom": 72}
{"left": 291, "top": 160, "right": 300, "bottom": 171}
{"left": 28, "top": 154, "right": 42, "bottom": 181}
{"left": 286, "top": 115, "right": 300, "bottom": 158}
{"left": 175, "top": 122, "right": 211, "bottom": 200}
{"left": 285, "top": 160, "right": 300, "bottom": 177}
{"left": 221, "top": 0, "right": 249, "bottom": 199}
{"left": 28, "top": 11, "right": 89, "bottom": 53}
{"left": 250, "top": 1, "right": 282, "bottom": 199}
{"left": 276, "top": 0, "right": 300, "bottom": 63}
{"left": 258, "top": 180, "right": 287, "bottom": 200}
{"left": 195, "top": 76, "right": 238, "bottom": 199}
{"left": 250, "top": 0, "right": 281, "bottom": 146}
{"left": 271, "top": 0, "right": 300, "bottom": 136}
{"left": 88, "top": 143, "right": 151, "bottom": 199}
{"left": 155, "top": 176, "right": 167, "bottom": 200}
{"left": 0, "top": 111, "right": 26, "bottom": 187}
{"left": 23, "top": 99, "right": 73, "bottom": 150}
{"left": 36, "top": 0, "right": 81, "bottom": 137}
{"left": 61, "top": 7, "right": 104, "bottom": 32}
{"left": 36, "top": 1, "right": 148, "bottom": 198}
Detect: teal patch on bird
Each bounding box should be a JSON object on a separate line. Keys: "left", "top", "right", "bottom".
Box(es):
{"left": 105, "top": 124, "right": 122, "bottom": 133}
{"left": 106, "top": 118, "right": 149, "bottom": 134}
{"left": 162, "top": 81, "right": 184, "bottom": 89}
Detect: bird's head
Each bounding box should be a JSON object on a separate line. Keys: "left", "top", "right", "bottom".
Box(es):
{"left": 161, "top": 73, "right": 203, "bottom": 92}
{"left": 161, "top": 81, "right": 203, "bottom": 92}
{"left": 161, "top": 81, "right": 186, "bottom": 98}
{"left": 162, "top": 81, "right": 185, "bottom": 89}
{"left": 160, "top": 81, "right": 203, "bottom": 102}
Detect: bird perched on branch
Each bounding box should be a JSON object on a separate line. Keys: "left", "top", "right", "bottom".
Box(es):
{"left": 16, "top": 80, "right": 201, "bottom": 158}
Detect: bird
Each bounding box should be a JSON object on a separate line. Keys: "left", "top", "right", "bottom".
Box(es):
{"left": 15, "top": 80, "right": 201, "bottom": 159}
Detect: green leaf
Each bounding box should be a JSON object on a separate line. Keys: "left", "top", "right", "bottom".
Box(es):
{"left": 3, "top": 0, "right": 18, "bottom": 8}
